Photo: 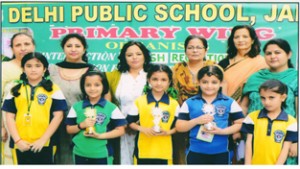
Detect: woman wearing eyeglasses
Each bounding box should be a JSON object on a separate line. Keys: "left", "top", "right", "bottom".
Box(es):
{"left": 172, "top": 35, "right": 214, "bottom": 164}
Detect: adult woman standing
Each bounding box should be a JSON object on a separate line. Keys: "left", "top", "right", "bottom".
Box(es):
{"left": 48, "top": 33, "right": 97, "bottom": 164}
{"left": 219, "top": 25, "right": 268, "bottom": 102}
{"left": 1, "top": 32, "right": 35, "bottom": 164}
{"left": 105, "top": 41, "right": 151, "bottom": 164}
{"left": 241, "top": 38, "right": 298, "bottom": 164}
{"left": 172, "top": 35, "right": 214, "bottom": 164}
{"left": 173, "top": 35, "right": 214, "bottom": 105}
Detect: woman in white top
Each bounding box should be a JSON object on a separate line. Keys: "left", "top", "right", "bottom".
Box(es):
{"left": 106, "top": 41, "right": 152, "bottom": 164}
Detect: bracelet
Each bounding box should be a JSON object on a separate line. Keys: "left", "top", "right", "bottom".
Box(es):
{"left": 15, "top": 138, "right": 22, "bottom": 144}
{"left": 77, "top": 123, "right": 83, "bottom": 130}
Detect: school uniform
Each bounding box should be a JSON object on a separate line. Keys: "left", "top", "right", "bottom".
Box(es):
{"left": 65, "top": 98, "right": 127, "bottom": 164}
{"left": 2, "top": 83, "right": 68, "bottom": 164}
{"left": 127, "top": 92, "right": 179, "bottom": 165}
{"left": 178, "top": 93, "right": 244, "bottom": 164}
{"left": 241, "top": 109, "right": 298, "bottom": 164}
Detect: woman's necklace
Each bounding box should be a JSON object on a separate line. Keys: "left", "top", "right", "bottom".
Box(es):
{"left": 59, "top": 67, "right": 87, "bottom": 80}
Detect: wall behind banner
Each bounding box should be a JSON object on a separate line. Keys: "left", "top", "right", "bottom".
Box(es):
{"left": 1, "top": 2, "right": 299, "bottom": 72}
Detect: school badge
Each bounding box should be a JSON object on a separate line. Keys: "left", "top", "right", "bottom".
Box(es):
{"left": 274, "top": 130, "right": 285, "bottom": 143}
{"left": 37, "top": 94, "right": 48, "bottom": 105}
{"left": 162, "top": 111, "right": 170, "bottom": 123}
{"left": 216, "top": 106, "right": 226, "bottom": 116}
{"left": 96, "top": 113, "right": 107, "bottom": 125}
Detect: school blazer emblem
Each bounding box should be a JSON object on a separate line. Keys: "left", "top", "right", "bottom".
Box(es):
{"left": 274, "top": 130, "right": 285, "bottom": 143}
{"left": 37, "top": 94, "right": 48, "bottom": 105}
{"left": 96, "top": 113, "right": 107, "bottom": 125}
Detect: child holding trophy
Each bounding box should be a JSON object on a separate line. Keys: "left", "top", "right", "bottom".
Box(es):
{"left": 66, "top": 71, "right": 127, "bottom": 164}
{"left": 127, "top": 64, "right": 179, "bottom": 165}
{"left": 2, "top": 52, "right": 68, "bottom": 164}
{"left": 176, "top": 65, "right": 244, "bottom": 164}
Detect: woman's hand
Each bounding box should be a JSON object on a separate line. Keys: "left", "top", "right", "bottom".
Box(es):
{"left": 16, "top": 140, "right": 31, "bottom": 152}
{"left": 30, "top": 138, "right": 47, "bottom": 153}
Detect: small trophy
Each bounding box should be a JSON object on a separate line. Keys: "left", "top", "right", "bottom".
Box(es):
{"left": 202, "top": 103, "right": 216, "bottom": 130}
{"left": 152, "top": 107, "right": 163, "bottom": 133}
{"left": 84, "top": 108, "right": 96, "bottom": 134}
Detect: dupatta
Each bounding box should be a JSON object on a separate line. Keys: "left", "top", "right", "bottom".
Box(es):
{"left": 224, "top": 55, "right": 268, "bottom": 101}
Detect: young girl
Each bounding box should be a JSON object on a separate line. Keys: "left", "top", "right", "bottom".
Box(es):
{"left": 242, "top": 79, "right": 297, "bottom": 165}
{"left": 2, "top": 52, "right": 68, "bottom": 164}
{"left": 127, "top": 64, "right": 179, "bottom": 165}
{"left": 176, "top": 65, "right": 244, "bottom": 164}
{"left": 65, "top": 71, "right": 127, "bottom": 165}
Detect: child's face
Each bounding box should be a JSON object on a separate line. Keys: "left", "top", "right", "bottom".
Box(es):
{"left": 84, "top": 75, "right": 103, "bottom": 101}
{"left": 260, "top": 89, "right": 286, "bottom": 113}
{"left": 148, "top": 71, "right": 170, "bottom": 94}
{"left": 198, "top": 74, "right": 221, "bottom": 97}
{"left": 23, "top": 58, "right": 46, "bottom": 84}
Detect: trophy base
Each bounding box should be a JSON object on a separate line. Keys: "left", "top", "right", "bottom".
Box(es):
{"left": 153, "top": 126, "right": 161, "bottom": 133}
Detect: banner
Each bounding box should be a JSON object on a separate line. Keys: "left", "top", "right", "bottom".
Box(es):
{"left": 2, "top": 2, "right": 298, "bottom": 71}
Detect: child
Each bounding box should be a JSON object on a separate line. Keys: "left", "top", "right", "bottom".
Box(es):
{"left": 2, "top": 52, "right": 68, "bottom": 164}
{"left": 126, "top": 64, "right": 179, "bottom": 165}
{"left": 176, "top": 65, "right": 244, "bottom": 164}
{"left": 242, "top": 79, "right": 297, "bottom": 165}
{"left": 65, "top": 71, "right": 127, "bottom": 164}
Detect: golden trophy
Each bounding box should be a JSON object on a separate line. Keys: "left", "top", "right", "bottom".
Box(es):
{"left": 84, "top": 108, "right": 96, "bottom": 134}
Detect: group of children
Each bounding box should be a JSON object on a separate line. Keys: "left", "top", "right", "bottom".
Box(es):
{"left": 1, "top": 51, "right": 298, "bottom": 165}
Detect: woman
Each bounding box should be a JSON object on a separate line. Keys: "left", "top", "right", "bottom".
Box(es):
{"left": 172, "top": 35, "right": 214, "bottom": 164}
{"left": 219, "top": 25, "right": 268, "bottom": 102}
{"left": 241, "top": 38, "right": 298, "bottom": 165}
{"left": 105, "top": 41, "right": 151, "bottom": 164}
{"left": 48, "top": 33, "right": 97, "bottom": 164}
{"left": 1, "top": 32, "right": 35, "bottom": 164}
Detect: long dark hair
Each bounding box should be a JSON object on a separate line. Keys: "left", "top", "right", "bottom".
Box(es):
{"left": 60, "top": 33, "right": 88, "bottom": 62}
{"left": 117, "top": 41, "right": 151, "bottom": 72}
{"left": 11, "top": 52, "right": 53, "bottom": 97}
{"left": 226, "top": 25, "right": 261, "bottom": 59}
{"left": 80, "top": 71, "right": 109, "bottom": 99}
{"left": 10, "top": 32, "right": 35, "bottom": 59}
{"left": 263, "top": 38, "right": 294, "bottom": 68}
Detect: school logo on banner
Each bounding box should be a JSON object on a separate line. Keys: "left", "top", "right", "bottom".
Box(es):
{"left": 216, "top": 106, "right": 226, "bottom": 116}
{"left": 162, "top": 111, "right": 170, "bottom": 123}
{"left": 274, "top": 130, "right": 285, "bottom": 143}
{"left": 37, "top": 94, "right": 48, "bottom": 105}
{"left": 96, "top": 113, "right": 107, "bottom": 125}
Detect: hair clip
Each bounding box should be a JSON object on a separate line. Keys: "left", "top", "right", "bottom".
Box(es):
{"left": 14, "top": 79, "right": 24, "bottom": 84}
{"left": 44, "top": 75, "right": 51, "bottom": 80}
